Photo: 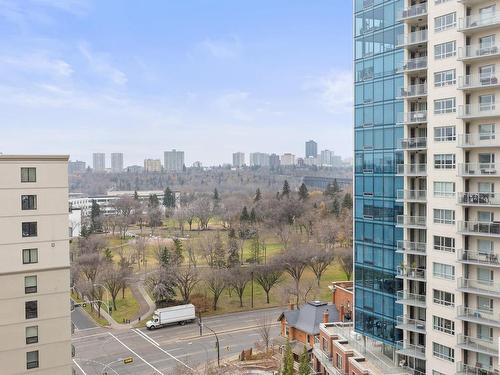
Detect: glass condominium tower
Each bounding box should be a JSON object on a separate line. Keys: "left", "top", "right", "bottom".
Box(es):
{"left": 353, "top": 0, "right": 405, "bottom": 357}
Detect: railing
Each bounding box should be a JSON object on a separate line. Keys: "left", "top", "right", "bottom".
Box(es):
{"left": 312, "top": 345, "right": 340, "bottom": 375}
{"left": 457, "top": 133, "right": 500, "bottom": 147}
{"left": 458, "top": 104, "right": 500, "bottom": 118}
{"left": 459, "top": 44, "right": 500, "bottom": 59}
{"left": 459, "top": 12, "right": 500, "bottom": 30}
{"left": 396, "top": 291, "right": 426, "bottom": 305}
{"left": 398, "top": 3, "right": 427, "bottom": 21}
{"left": 397, "top": 266, "right": 426, "bottom": 280}
{"left": 458, "top": 221, "right": 500, "bottom": 235}
{"left": 457, "top": 306, "right": 500, "bottom": 326}
{"left": 396, "top": 30, "right": 428, "bottom": 47}
{"left": 397, "top": 215, "right": 426, "bottom": 227}
{"left": 399, "top": 137, "right": 427, "bottom": 150}
{"left": 458, "top": 277, "right": 500, "bottom": 296}
{"left": 457, "top": 334, "right": 498, "bottom": 355}
{"left": 458, "top": 192, "right": 500, "bottom": 206}
{"left": 456, "top": 361, "right": 498, "bottom": 375}
{"left": 458, "top": 163, "right": 500, "bottom": 176}
{"left": 396, "top": 56, "right": 427, "bottom": 72}
{"left": 396, "top": 316, "right": 426, "bottom": 331}
{"left": 396, "top": 240, "right": 426, "bottom": 254}
{"left": 397, "top": 110, "right": 427, "bottom": 124}
{"left": 399, "top": 84, "right": 427, "bottom": 98}
{"left": 457, "top": 249, "right": 500, "bottom": 266}
{"left": 396, "top": 189, "right": 426, "bottom": 201}
{"left": 396, "top": 163, "right": 426, "bottom": 175}
{"left": 458, "top": 74, "right": 500, "bottom": 89}
{"left": 395, "top": 340, "right": 426, "bottom": 358}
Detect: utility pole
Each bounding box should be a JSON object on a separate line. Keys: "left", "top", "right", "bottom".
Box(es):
{"left": 251, "top": 270, "right": 254, "bottom": 308}
{"left": 198, "top": 311, "right": 203, "bottom": 337}
{"left": 204, "top": 324, "right": 220, "bottom": 367}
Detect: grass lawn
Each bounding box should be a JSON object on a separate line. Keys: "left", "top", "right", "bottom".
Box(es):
{"left": 110, "top": 287, "right": 141, "bottom": 323}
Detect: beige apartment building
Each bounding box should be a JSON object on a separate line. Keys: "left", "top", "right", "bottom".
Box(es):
{"left": 396, "top": 0, "right": 500, "bottom": 374}
{"left": 0, "top": 155, "right": 72, "bottom": 374}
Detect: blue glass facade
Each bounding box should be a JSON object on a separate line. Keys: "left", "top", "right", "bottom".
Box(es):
{"left": 353, "top": 0, "right": 404, "bottom": 346}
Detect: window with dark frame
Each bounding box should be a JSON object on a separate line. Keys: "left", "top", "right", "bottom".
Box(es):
{"left": 25, "top": 301, "right": 38, "bottom": 319}
{"left": 26, "top": 326, "right": 38, "bottom": 344}
{"left": 21, "top": 168, "right": 36, "bottom": 183}
{"left": 22, "top": 222, "right": 37, "bottom": 237}
{"left": 26, "top": 350, "right": 39, "bottom": 369}
{"left": 25, "top": 276, "right": 37, "bottom": 294}
{"left": 21, "top": 195, "right": 37, "bottom": 210}
{"left": 23, "top": 249, "right": 38, "bottom": 264}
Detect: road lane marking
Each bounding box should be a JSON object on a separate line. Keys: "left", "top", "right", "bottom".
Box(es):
{"left": 72, "top": 359, "right": 87, "bottom": 375}
{"left": 108, "top": 332, "right": 165, "bottom": 375}
{"left": 72, "top": 332, "right": 109, "bottom": 341}
{"left": 132, "top": 329, "right": 194, "bottom": 371}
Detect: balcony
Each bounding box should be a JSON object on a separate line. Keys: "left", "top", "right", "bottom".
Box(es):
{"left": 457, "top": 306, "right": 500, "bottom": 329}
{"left": 396, "top": 163, "right": 427, "bottom": 176}
{"left": 458, "top": 12, "right": 500, "bottom": 34}
{"left": 458, "top": 163, "right": 500, "bottom": 177}
{"left": 458, "top": 133, "right": 500, "bottom": 148}
{"left": 396, "top": 291, "right": 426, "bottom": 308}
{"left": 396, "top": 266, "right": 426, "bottom": 281}
{"left": 397, "top": 84, "right": 427, "bottom": 99}
{"left": 396, "top": 316, "right": 426, "bottom": 334}
{"left": 458, "top": 221, "right": 500, "bottom": 237}
{"left": 458, "top": 249, "right": 500, "bottom": 268}
{"left": 312, "top": 345, "right": 341, "bottom": 375}
{"left": 397, "top": 215, "right": 426, "bottom": 228}
{"left": 458, "top": 44, "right": 500, "bottom": 62}
{"left": 396, "top": 240, "right": 426, "bottom": 255}
{"left": 458, "top": 192, "right": 500, "bottom": 207}
{"left": 458, "top": 104, "right": 500, "bottom": 119}
{"left": 397, "top": 3, "right": 427, "bottom": 22}
{"left": 456, "top": 361, "right": 498, "bottom": 375}
{"left": 396, "top": 189, "right": 426, "bottom": 202}
{"left": 396, "top": 30, "right": 428, "bottom": 48}
{"left": 458, "top": 74, "right": 500, "bottom": 91}
{"left": 398, "top": 137, "right": 427, "bottom": 150}
{"left": 397, "top": 110, "right": 427, "bottom": 124}
{"left": 457, "top": 277, "right": 500, "bottom": 298}
{"left": 396, "top": 56, "right": 427, "bottom": 73}
{"left": 457, "top": 334, "right": 498, "bottom": 356}
{"left": 395, "top": 340, "right": 426, "bottom": 361}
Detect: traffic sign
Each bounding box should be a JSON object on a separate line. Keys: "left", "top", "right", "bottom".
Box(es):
{"left": 123, "top": 357, "right": 133, "bottom": 364}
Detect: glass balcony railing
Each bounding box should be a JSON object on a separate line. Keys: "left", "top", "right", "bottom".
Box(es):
{"left": 396, "top": 56, "right": 427, "bottom": 73}
{"left": 398, "top": 137, "right": 427, "bottom": 150}
{"left": 456, "top": 361, "right": 498, "bottom": 375}
{"left": 459, "top": 44, "right": 500, "bottom": 60}
{"left": 457, "top": 334, "right": 498, "bottom": 356}
{"left": 458, "top": 133, "right": 500, "bottom": 147}
{"left": 396, "top": 189, "right": 426, "bottom": 201}
{"left": 397, "top": 215, "right": 426, "bottom": 227}
{"left": 458, "top": 277, "right": 500, "bottom": 297}
{"left": 396, "top": 266, "right": 426, "bottom": 280}
{"left": 458, "top": 221, "right": 500, "bottom": 236}
{"left": 396, "top": 240, "right": 426, "bottom": 254}
{"left": 396, "top": 163, "right": 427, "bottom": 175}
{"left": 459, "top": 12, "right": 500, "bottom": 31}
{"left": 457, "top": 249, "right": 500, "bottom": 267}
{"left": 458, "top": 104, "right": 500, "bottom": 118}
{"left": 458, "top": 192, "right": 500, "bottom": 206}
{"left": 396, "top": 291, "right": 426, "bottom": 306}
{"left": 398, "top": 84, "right": 427, "bottom": 98}
{"left": 397, "top": 3, "right": 427, "bottom": 21}
{"left": 457, "top": 306, "right": 500, "bottom": 328}
{"left": 396, "top": 30, "right": 428, "bottom": 47}
{"left": 397, "top": 110, "right": 427, "bottom": 124}
{"left": 458, "top": 163, "right": 500, "bottom": 176}
{"left": 458, "top": 74, "right": 500, "bottom": 89}
{"left": 396, "top": 316, "right": 426, "bottom": 332}
{"left": 395, "top": 340, "right": 426, "bottom": 360}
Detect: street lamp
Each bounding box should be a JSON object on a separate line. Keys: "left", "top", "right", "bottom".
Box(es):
{"left": 197, "top": 312, "right": 220, "bottom": 367}
{"left": 93, "top": 283, "right": 111, "bottom": 313}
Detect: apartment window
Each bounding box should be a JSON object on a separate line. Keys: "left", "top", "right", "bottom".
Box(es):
{"left": 433, "top": 209, "right": 455, "bottom": 224}
{"left": 434, "top": 69, "right": 456, "bottom": 87}
{"left": 477, "top": 324, "right": 493, "bottom": 341}
{"left": 480, "top": 35, "right": 496, "bottom": 50}
{"left": 21, "top": 195, "right": 37, "bottom": 210}
{"left": 25, "top": 301, "right": 38, "bottom": 319}
{"left": 433, "top": 316, "right": 455, "bottom": 335}
{"left": 479, "top": 94, "right": 495, "bottom": 111}
{"left": 434, "top": 126, "right": 456, "bottom": 141}
{"left": 434, "top": 154, "right": 455, "bottom": 169}
{"left": 478, "top": 239, "right": 494, "bottom": 255}
{"left": 434, "top": 41, "right": 456, "bottom": 59}
{"left": 26, "top": 326, "right": 38, "bottom": 344}
{"left": 434, "top": 98, "right": 456, "bottom": 114}
{"left": 336, "top": 353, "right": 343, "bottom": 369}
{"left": 433, "top": 289, "right": 455, "bottom": 307}
{"left": 433, "top": 262, "right": 455, "bottom": 279}
{"left": 433, "top": 371, "right": 446, "bottom": 375}
{"left": 434, "top": 12, "right": 456, "bottom": 32}
{"left": 479, "top": 124, "right": 496, "bottom": 140}
{"left": 26, "top": 350, "right": 39, "bottom": 369}
{"left": 434, "top": 236, "right": 455, "bottom": 252}
{"left": 25, "top": 276, "right": 37, "bottom": 294}
{"left": 22, "top": 222, "right": 37, "bottom": 237}
{"left": 433, "top": 342, "right": 454, "bottom": 362}
{"left": 23, "top": 249, "right": 38, "bottom": 264}
{"left": 479, "top": 65, "right": 495, "bottom": 80}
{"left": 21, "top": 167, "right": 36, "bottom": 183}
{"left": 477, "top": 296, "right": 493, "bottom": 312}
{"left": 477, "top": 267, "right": 494, "bottom": 283}
{"left": 478, "top": 210, "right": 494, "bottom": 222}
{"left": 433, "top": 182, "right": 455, "bottom": 197}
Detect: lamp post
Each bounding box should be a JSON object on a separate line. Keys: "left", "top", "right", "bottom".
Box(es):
{"left": 93, "top": 283, "right": 111, "bottom": 313}
{"left": 198, "top": 316, "right": 220, "bottom": 368}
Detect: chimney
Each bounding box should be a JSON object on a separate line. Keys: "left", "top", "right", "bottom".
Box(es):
{"left": 323, "top": 309, "right": 329, "bottom": 324}
{"left": 289, "top": 302, "right": 295, "bottom": 311}
{"left": 340, "top": 305, "right": 345, "bottom": 322}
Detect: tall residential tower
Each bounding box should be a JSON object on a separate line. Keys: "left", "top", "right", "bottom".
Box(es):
{"left": 111, "top": 152, "right": 123, "bottom": 173}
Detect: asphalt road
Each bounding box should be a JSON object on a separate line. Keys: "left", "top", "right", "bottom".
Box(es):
{"left": 72, "top": 307, "right": 283, "bottom": 375}
{"left": 72, "top": 306, "right": 99, "bottom": 331}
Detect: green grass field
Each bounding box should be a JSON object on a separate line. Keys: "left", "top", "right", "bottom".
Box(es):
{"left": 110, "top": 287, "right": 141, "bottom": 323}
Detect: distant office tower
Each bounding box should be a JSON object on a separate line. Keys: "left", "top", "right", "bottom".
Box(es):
{"left": 249, "top": 152, "right": 270, "bottom": 167}
{"left": 305, "top": 140, "right": 318, "bottom": 158}
{"left": 0, "top": 155, "right": 72, "bottom": 374}
{"left": 232, "top": 152, "right": 245, "bottom": 167}
{"left": 281, "top": 153, "right": 295, "bottom": 166}
{"left": 269, "top": 153, "right": 281, "bottom": 168}
{"left": 304, "top": 156, "right": 319, "bottom": 166}
{"left": 68, "top": 160, "right": 86, "bottom": 174}
{"left": 164, "top": 149, "right": 185, "bottom": 171}
{"left": 92, "top": 153, "right": 105, "bottom": 172}
{"left": 111, "top": 153, "right": 123, "bottom": 173}
{"left": 296, "top": 158, "right": 305, "bottom": 167}
{"left": 144, "top": 159, "right": 162, "bottom": 172}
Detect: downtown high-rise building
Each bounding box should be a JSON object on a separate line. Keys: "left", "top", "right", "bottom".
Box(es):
{"left": 110, "top": 153, "right": 123, "bottom": 173}
{"left": 92, "top": 153, "right": 105, "bottom": 172}
{"left": 232, "top": 152, "right": 245, "bottom": 167}
{"left": 269, "top": 153, "right": 281, "bottom": 168}
{"left": 305, "top": 140, "right": 318, "bottom": 158}
{"left": 249, "top": 152, "right": 270, "bottom": 167}
{"left": 281, "top": 153, "right": 295, "bottom": 166}
{"left": 354, "top": 1, "right": 500, "bottom": 374}
{"left": 0, "top": 155, "right": 72, "bottom": 374}
{"left": 144, "top": 158, "right": 162, "bottom": 172}
{"left": 164, "top": 149, "right": 185, "bottom": 172}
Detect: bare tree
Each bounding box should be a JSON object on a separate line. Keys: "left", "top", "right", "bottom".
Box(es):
{"left": 205, "top": 269, "right": 227, "bottom": 311}
{"left": 257, "top": 315, "right": 273, "bottom": 352}
{"left": 101, "top": 263, "right": 127, "bottom": 311}
{"left": 254, "top": 264, "right": 283, "bottom": 304}
{"left": 309, "top": 247, "right": 335, "bottom": 286}
{"left": 193, "top": 196, "right": 213, "bottom": 230}
{"left": 146, "top": 268, "right": 176, "bottom": 304}
{"left": 174, "top": 266, "right": 200, "bottom": 304}
{"left": 133, "top": 237, "right": 147, "bottom": 270}
{"left": 172, "top": 207, "right": 187, "bottom": 236}
{"left": 147, "top": 206, "right": 163, "bottom": 235}
{"left": 227, "top": 267, "right": 250, "bottom": 307}
{"left": 338, "top": 248, "right": 353, "bottom": 280}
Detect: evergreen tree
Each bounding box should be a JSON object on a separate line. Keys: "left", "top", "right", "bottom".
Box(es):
{"left": 104, "top": 248, "right": 113, "bottom": 263}
{"left": 163, "top": 187, "right": 175, "bottom": 208}
{"left": 254, "top": 188, "right": 262, "bottom": 203}
{"left": 227, "top": 236, "right": 240, "bottom": 267}
{"left": 298, "top": 183, "right": 309, "bottom": 201}
{"left": 281, "top": 180, "right": 290, "bottom": 198}
{"left": 332, "top": 178, "right": 340, "bottom": 193}
{"left": 148, "top": 194, "right": 160, "bottom": 208}
{"left": 324, "top": 179, "right": 341, "bottom": 197}
{"left": 228, "top": 227, "right": 236, "bottom": 239}
{"left": 250, "top": 235, "right": 261, "bottom": 264}
{"left": 213, "top": 188, "right": 220, "bottom": 202}
{"left": 172, "top": 238, "right": 184, "bottom": 265}
{"left": 331, "top": 197, "right": 340, "bottom": 217}
{"left": 240, "top": 206, "right": 250, "bottom": 222}
{"left": 249, "top": 207, "right": 256, "bottom": 223}
{"left": 342, "top": 193, "right": 353, "bottom": 210}
{"left": 158, "top": 246, "right": 172, "bottom": 268}
{"left": 276, "top": 191, "right": 281, "bottom": 200}
{"left": 298, "top": 345, "right": 311, "bottom": 375}
{"left": 213, "top": 232, "right": 226, "bottom": 268}
{"left": 90, "top": 199, "right": 101, "bottom": 232}
{"left": 281, "top": 340, "right": 294, "bottom": 375}
{"left": 133, "top": 190, "right": 139, "bottom": 200}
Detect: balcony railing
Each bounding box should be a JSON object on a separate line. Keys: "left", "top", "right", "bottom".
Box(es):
{"left": 457, "top": 249, "right": 500, "bottom": 267}
{"left": 396, "top": 163, "right": 426, "bottom": 175}
{"left": 396, "top": 266, "right": 426, "bottom": 280}
{"left": 312, "top": 345, "right": 340, "bottom": 375}
{"left": 458, "top": 74, "right": 500, "bottom": 90}
{"left": 458, "top": 277, "right": 500, "bottom": 297}
{"left": 458, "top": 133, "right": 500, "bottom": 147}
{"left": 399, "top": 137, "right": 427, "bottom": 150}
{"left": 458, "top": 104, "right": 500, "bottom": 119}
{"left": 459, "top": 44, "right": 500, "bottom": 60}
{"left": 459, "top": 12, "right": 500, "bottom": 31}
{"left": 396, "top": 316, "right": 426, "bottom": 332}
{"left": 396, "top": 56, "right": 427, "bottom": 73}
{"left": 457, "top": 334, "right": 498, "bottom": 356}
{"left": 396, "top": 189, "right": 426, "bottom": 201}
{"left": 397, "top": 215, "right": 426, "bottom": 227}
{"left": 398, "top": 3, "right": 427, "bottom": 21}
{"left": 457, "top": 306, "right": 500, "bottom": 328}
{"left": 458, "top": 192, "right": 500, "bottom": 206}
{"left": 396, "top": 291, "right": 426, "bottom": 307}
{"left": 458, "top": 221, "right": 500, "bottom": 236}
{"left": 458, "top": 163, "right": 500, "bottom": 177}
{"left": 397, "top": 110, "right": 427, "bottom": 124}
{"left": 398, "top": 84, "right": 427, "bottom": 98}
{"left": 396, "top": 240, "right": 426, "bottom": 254}
{"left": 395, "top": 340, "right": 426, "bottom": 360}
{"left": 456, "top": 361, "right": 498, "bottom": 375}
{"left": 396, "top": 30, "right": 428, "bottom": 47}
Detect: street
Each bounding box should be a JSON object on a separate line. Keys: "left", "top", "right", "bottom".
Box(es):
{"left": 72, "top": 307, "right": 283, "bottom": 375}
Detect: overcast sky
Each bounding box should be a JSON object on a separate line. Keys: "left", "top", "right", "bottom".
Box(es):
{"left": 0, "top": 0, "right": 353, "bottom": 166}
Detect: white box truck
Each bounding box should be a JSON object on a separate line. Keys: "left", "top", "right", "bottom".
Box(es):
{"left": 146, "top": 304, "right": 196, "bottom": 330}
